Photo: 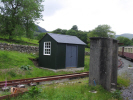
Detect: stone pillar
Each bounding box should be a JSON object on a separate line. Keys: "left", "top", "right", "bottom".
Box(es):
{"left": 89, "top": 37, "right": 118, "bottom": 91}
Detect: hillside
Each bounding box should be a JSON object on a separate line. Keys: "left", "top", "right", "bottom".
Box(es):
{"left": 36, "top": 25, "right": 48, "bottom": 33}
{"left": 34, "top": 25, "right": 48, "bottom": 36}
{"left": 115, "top": 33, "right": 133, "bottom": 39}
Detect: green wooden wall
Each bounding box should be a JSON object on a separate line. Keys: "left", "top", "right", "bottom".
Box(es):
{"left": 77, "top": 45, "right": 85, "bottom": 67}
{"left": 55, "top": 43, "right": 66, "bottom": 69}
{"left": 39, "top": 34, "right": 57, "bottom": 69}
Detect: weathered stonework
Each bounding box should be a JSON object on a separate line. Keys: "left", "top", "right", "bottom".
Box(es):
{"left": 89, "top": 37, "right": 118, "bottom": 91}
{"left": 0, "top": 43, "right": 39, "bottom": 53}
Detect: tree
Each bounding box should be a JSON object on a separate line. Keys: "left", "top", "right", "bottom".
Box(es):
{"left": 52, "top": 28, "right": 62, "bottom": 34}
{"left": 88, "top": 25, "right": 115, "bottom": 38}
{"left": 36, "top": 32, "right": 46, "bottom": 40}
{"left": 52, "top": 28, "right": 67, "bottom": 35}
{"left": 66, "top": 29, "right": 77, "bottom": 36}
{"left": 71, "top": 25, "right": 78, "bottom": 31}
{"left": 116, "top": 36, "right": 132, "bottom": 46}
{"left": 52, "top": 27, "right": 88, "bottom": 45}
{"left": 0, "top": 0, "right": 44, "bottom": 40}
{"left": 87, "top": 25, "right": 115, "bottom": 47}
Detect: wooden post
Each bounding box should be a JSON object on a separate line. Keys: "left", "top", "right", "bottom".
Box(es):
{"left": 89, "top": 37, "right": 118, "bottom": 91}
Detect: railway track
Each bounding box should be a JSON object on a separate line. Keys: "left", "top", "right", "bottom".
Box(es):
{"left": 118, "top": 59, "right": 123, "bottom": 68}
{"left": 0, "top": 72, "right": 89, "bottom": 100}
{"left": 0, "top": 72, "right": 89, "bottom": 88}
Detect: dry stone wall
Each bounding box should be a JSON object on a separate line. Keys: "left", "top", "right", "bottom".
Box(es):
{"left": 0, "top": 43, "right": 39, "bottom": 53}
{"left": 0, "top": 43, "right": 90, "bottom": 55}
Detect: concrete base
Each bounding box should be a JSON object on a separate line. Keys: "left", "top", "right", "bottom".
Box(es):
{"left": 38, "top": 67, "right": 84, "bottom": 72}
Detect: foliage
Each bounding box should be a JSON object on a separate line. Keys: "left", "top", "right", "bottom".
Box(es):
{"left": 116, "top": 36, "right": 132, "bottom": 46}
{"left": 71, "top": 25, "right": 78, "bottom": 31}
{"left": 20, "top": 65, "right": 31, "bottom": 70}
{"left": 111, "top": 90, "right": 122, "bottom": 99}
{"left": 0, "top": 35, "right": 38, "bottom": 46}
{"left": 7, "top": 71, "right": 16, "bottom": 77}
{"left": 35, "top": 25, "right": 47, "bottom": 33}
{"left": 87, "top": 24, "right": 115, "bottom": 47}
{"left": 28, "top": 86, "right": 41, "bottom": 97}
{"left": 52, "top": 27, "right": 88, "bottom": 45}
{"left": 85, "top": 48, "right": 90, "bottom": 52}
{"left": 0, "top": 0, "right": 44, "bottom": 39}
{"left": 66, "top": 29, "right": 77, "bottom": 35}
{"left": 117, "top": 75, "right": 130, "bottom": 87}
{"left": 52, "top": 28, "right": 63, "bottom": 34}
{"left": 84, "top": 55, "right": 90, "bottom": 71}
{"left": 36, "top": 32, "right": 46, "bottom": 40}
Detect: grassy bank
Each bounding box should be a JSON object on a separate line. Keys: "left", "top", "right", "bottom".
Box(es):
{"left": 0, "top": 36, "right": 39, "bottom": 46}
{"left": 0, "top": 50, "right": 90, "bottom": 81}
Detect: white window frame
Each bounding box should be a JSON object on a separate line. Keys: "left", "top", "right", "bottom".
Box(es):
{"left": 43, "top": 42, "right": 51, "bottom": 55}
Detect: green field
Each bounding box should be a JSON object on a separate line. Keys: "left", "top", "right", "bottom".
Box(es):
{"left": 0, "top": 50, "right": 90, "bottom": 81}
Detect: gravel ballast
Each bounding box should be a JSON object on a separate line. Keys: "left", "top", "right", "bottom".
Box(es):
{"left": 118, "top": 56, "right": 133, "bottom": 100}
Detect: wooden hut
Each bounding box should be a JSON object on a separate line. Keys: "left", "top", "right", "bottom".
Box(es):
{"left": 39, "top": 33, "right": 86, "bottom": 69}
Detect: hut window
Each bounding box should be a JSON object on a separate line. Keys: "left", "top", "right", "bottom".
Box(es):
{"left": 44, "top": 42, "right": 51, "bottom": 55}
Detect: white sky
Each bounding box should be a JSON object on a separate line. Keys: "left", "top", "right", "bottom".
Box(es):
{"left": 38, "top": 0, "right": 133, "bottom": 35}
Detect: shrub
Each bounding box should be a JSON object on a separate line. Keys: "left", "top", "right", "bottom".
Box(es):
{"left": 20, "top": 65, "right": 31, "bottom": 70}
{"left": 36, "top": 32, "right": 46, "bottom": 40}
{"left": 28, "top": 86, "right": 41, "bottom": 97}
{"left": 112, "top": 90, "right": 122, "bottom": 99}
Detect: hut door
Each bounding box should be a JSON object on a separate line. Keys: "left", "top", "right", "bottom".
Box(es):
{"left": 66, "top": 44, "right": 78, "bottom": 68}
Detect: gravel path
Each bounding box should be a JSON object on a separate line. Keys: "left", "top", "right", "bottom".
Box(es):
{"left": 118, "top": 56, "right": 133, "bottom": 100}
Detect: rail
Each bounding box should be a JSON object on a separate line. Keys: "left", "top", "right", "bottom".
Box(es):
{"left": 0, "top": 72, "right": 89, "bottom": 88}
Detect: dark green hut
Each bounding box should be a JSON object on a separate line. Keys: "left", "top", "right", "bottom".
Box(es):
{"left": 39, "top": 33, "right": 86, "bottom": 69}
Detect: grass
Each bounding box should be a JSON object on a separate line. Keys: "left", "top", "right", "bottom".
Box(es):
{"left": 0, "top": 36, "right": 39, "bottom": 46}
{"left": 16, "top": 37, "right": 39, "bottom": 45}
{"left": 117, "top": 72, "right": 130, "bottom": 87}
{"left": 0, "top": 50, "right": 90, "bottom": 81}
{"left": 85, "top": 48, "right": 90, "bottom": 52}
{"left": 84, "top": 55, "right": 90, "bottom": 71}
{"left": 10, "top": 78, "right": 121, "bottom": 100}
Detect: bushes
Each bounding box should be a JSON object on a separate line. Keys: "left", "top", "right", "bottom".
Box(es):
{"left": 36, "top": 33, "right": 46, "bottom": 40}
{"left": 20, "top": 65, "right": 31, "bottom": 70}
{"left": 28, "top": 86, "right": 41, "bottom": 97}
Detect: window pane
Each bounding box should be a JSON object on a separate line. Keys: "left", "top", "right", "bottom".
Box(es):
{"left": 44, "top": 42, "right": 51, "bottom": 55}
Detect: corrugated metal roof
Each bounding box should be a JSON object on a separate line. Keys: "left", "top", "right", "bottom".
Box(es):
{"left": 47, "top": 33, "right": 86, "bottom": 45}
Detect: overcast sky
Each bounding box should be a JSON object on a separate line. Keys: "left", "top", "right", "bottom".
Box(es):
{"left": 38, "top": 0, "right": 133, "bottom": 35}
